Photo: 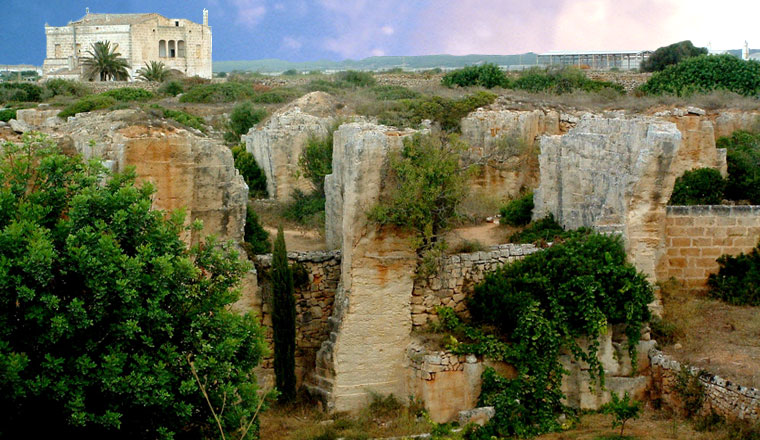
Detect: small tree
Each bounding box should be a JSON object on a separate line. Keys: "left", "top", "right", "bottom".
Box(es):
{"left": 271, "top": 226, "right": 296, "bottom": 403}
{"left": 641, "top": 40, "right": 707, "bottom": 72}
{"left": 81, "top": 41, "right": 130, "bottom": 81}
{"left": 137, "top": 61, "right": 169, "bottom": 82}
{"left": 298, "top": 131, "right": 334, "bottom": 196}
{"left": 602, "top": 391, "right": 642, "bottom": 438}
{"left": 244, "top": 205, "right": 271, "bottom": 255}
{"left": 231, "top": 145, "right": 268, "bottom": 198}
{"left": 225, "top": 102, "right": 268, "bottom": 144}
{"left": 669, "top": 168, "right": 726, "bottom": 205}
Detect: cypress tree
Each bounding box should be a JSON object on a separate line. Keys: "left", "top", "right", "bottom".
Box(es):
{"left": 271, "top": 225, "right": 296, "bottom": 402}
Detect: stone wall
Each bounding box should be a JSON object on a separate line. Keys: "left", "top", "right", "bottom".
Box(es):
{"left": 84, "top": 81, "right": 161, "bottom": 94}
{"left": 411, "top": 243, "right": 542, "bottom": 329}
{"left": 249, "top": 250, "right": 341, "bottom": 386}
{"left": 656, "top": 206, "right": 760, "bottom": 293}
{"left": 650, "top": 349, "right": 760, "bottom": 421}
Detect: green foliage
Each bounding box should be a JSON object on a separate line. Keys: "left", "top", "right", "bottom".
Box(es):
{"left": 58, "top": 95, "right": 117, "bottom": 118}
{"left": 369, "top": 133, "right": 469, "bottom": 248}
{"left": 149, "top": 104, "right": 207, "bottom": 133}
{"left": 370, "top": 85, "right": 421, "bottom": 100}
{"left": 0, "top": 108, "right": 16, "bottom": 122}
{"left": 375, "top": 91, "right": 497, "bottom": 132}
{"left": 0, "top": 134, "right": 267, "bottom": 438}
{"left": 639, "top": 55, "right": 760, "bottom": 96}
{"left": 101, "top": 87, "right": 155, "bottom": 102}
{"left": 641, "top": 40, "right": 708, "bottom": 72}
{"left": 298, "top": 130, "right": 334, "bottom": 196}
{"left": 717, "top": 130, "right": 760, "bottom": 203}
{"left": 601, "top": 392, "right": 642, "bottom": 438}
{"left": 158, "top": 80, "right": 184, "bottom": 97}
{"left": 81, "top": 41, "right": 130, "bottom": 81}
{"left": 443, "top": 231, "right": 653, "bottom": 438}
{"left": 0, "top": 82, "right": 45, "bottom": 103}
{"left": 507, "top": 214, "right": 581, "bottom": 244}
{"left": 244, "top": 205, "right": 271, "bottom": 255}
{"left": 282, "top": 69, "right": 299, "bottom": 76}
{"left": 334, "top": 70, "right": 376, "bottom": 88}
{"left": 231, "top": 145, "right": 268, "bottom": 198}
{"left": 668, "top": 168, "right": 726, "bottom": 205}
{"left": 179, "top": 82, "right": 257, "bottom": 103}
{"left": 282, "top": 189, "right": 325, "bottom": 227}
{"left": 249, "top": 88, "right": 300, "bottom": 104}
{"left": 708, "top": 240, "right": 760, "bottom": 306}
{"left": 512, "top": 67, "right": 625, "bottom": 94}
{"left": 649, "top": 315, "right": 682, "bottom": 347}
{"left": 500, "top": 192, "right": 534, "bottom": 226}
{"left": 226, "top": 102, "right": 268, "bottom": 143}
{"left": 441, "top": 63, "right": 510, "bottom": 89}
{"left": 136, "top": 61, "right": 169, "bottom": 82}
{"left": 271, "top": 226, "right": 296, "bottom": 403}
{"left": 43, "top": 79, "right": 90, "bottom": 98}
{"left": 674, "top": 366, "right": 706, "bottom": 418}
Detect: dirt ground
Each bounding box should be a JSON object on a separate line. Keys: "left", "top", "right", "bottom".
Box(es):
{"left": 263, "top": 226, "right": 326, "bottom": 252}
{"left": 443, "top": 221, "right": 520, "bottom": 250}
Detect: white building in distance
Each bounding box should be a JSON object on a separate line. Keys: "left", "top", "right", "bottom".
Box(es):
{"left": 43, "top": 9, "right": 212, "bottom": 80}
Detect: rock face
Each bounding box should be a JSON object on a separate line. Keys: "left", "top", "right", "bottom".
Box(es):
{"left": 15, "top": 108, "right": 61, "bottom": 129}
{"left": 61, "top": 109, "right": 247, "bottom": 245}
{"left": 310, "top": 122, "right": 419, "bottom": 412}
{"left": 713, "top": 111, "right": 760, "bottom": 140}
{"left": 243, "top": 92, "right": 336, "bottom": 201}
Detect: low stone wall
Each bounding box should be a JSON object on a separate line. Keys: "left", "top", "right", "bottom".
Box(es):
{"left": 253, "top": 250, "right": 341, "bottom": 385}
{"left": 85, "top": 81, "right": 161, "bottom": 94}
{"left": 657, "top": 206, "right": 760, "bottom": 293}
{"left": 411, "top": 243, "right": 542, "bottom": 328}
{"left": 650, "top": 349, "right": 760, "bottom": 421}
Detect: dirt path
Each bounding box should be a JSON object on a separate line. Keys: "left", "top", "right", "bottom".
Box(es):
{"left": 443, "top": 222, "right": 521, "bottom": 250}
{"left": 264, "top": 226, "right": 326, "bottom": 252}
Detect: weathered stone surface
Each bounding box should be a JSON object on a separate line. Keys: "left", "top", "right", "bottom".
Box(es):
{"left": 15, "top": 108, "right": 61, "bottom": 129}
{"left": 713, "top": 111, "right": 760, "bottom": 140}
{"left": 243, "top": 92, "right": 335, "bottom": 201}
{"left": 9, "top": 118, "right": 30, "bottom": 133}
{"left": 458, "top": 407, "right": 495, "bottom": 427}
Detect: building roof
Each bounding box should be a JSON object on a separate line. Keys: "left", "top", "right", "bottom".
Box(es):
{"left": 750, "top": 53, "right": 760, "bottom": 61}
{"left": 70, "top": 13, "right": 162, "bottom": 26}
{"left": 538, "top": 50, "right": 651, "bottom": 56}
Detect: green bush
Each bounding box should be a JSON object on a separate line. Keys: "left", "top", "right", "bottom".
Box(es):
{"left": 298, "top": 130, "right": 334, "bottom": 196}
{"left": 673, "top": 366, "right": 706, "bottom": 418}
{"left": 282, "top": 189, "right": 325, "bottom": 227}
{"left": 441, "top": 63, "right": 510, "bottom": 89}
{"left": 158, "top": 80, "right": 184, "bottom": 96}
{"left": 249, "top": 88, "right": 300, "bottom": 104}
{"left": 43, "top": 79, "right": 89, "bottom": 98}
{"left": 375, "top": 91, "right": 497, "bottom": 132}
{"left": 0, "top": 82, "right": 44, "bottom": 103}
{"left": 639, "top": 55, "right": 760, "bottom": 96}
{"left": 669, "top": 168, "right": 726, "bottom": 205}
{"left": 512, "top": 67, "right": 624, "bottom": 94}
{"left": 334, "top": 70, "right": 376, "bottom": 88}
{"left": 500, "top": 192, "right": 534, "bottom": 226}
{"left": 708, "top": 241, "right": 760, "bottom": 306}
{"left": 0, "top": 108, "right": 16, "bottom": 122}
{"left": 507, "top": 214, "right": 581, "bottom": 244}
{"left": 148, "top": 104, "right": 206, "bottom": 133}
{"left": 717, "top": 130, "right": 760, "bottom": 203}
{"left": 58, "top": 95, "right": 117, "bottom": 118}
{"left": 226, "top": 102, "right": 267, "bottom": 143}
{"left": 0, "top": 134, "right": 268, "bottom": 439}
{"left": 370, "top": 85, "right": 421, "bottom": 100}
{"left": 101, "top": 87, "right": 155, "bottom": 101}
{"left": 306, "top": 79, "right": 346, "bottom": 93}
{"left": 641, "top": 40, "right": 708, "bottom": 72}
{"left": 244, "top": 205, "right": 271, "bottom": 255}
{"left": 231, "top": 145, "right": 268, "bottom": 198}
{"left": 179, "top": 82, "right": 256, "bottom": 103}
{"left": 271, "top": 226, "right": 296, "bottom": 403}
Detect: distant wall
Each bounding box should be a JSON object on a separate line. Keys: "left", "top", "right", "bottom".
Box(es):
{"left": 85, "top": 81, "right": 161, "bottom": 94}
{"left": 656, "top": 206, "right": 760, "bottom": 293}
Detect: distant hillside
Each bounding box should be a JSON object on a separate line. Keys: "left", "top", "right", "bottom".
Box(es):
{"left": 213, "top": 54, "right": 539, "bottom": 73}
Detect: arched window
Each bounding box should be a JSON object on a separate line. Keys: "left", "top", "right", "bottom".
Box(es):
{"left": 159, "top": 40, "right": 166, "bottom": 57}
{"left": 168, "top": 40, "right": 176, "bottom": 58}
{"left": 177, "top": 40, "right": 186, "bottom": 58}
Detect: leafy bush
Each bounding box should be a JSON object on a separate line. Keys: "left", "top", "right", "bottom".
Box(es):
{"left": 298, "top": 130, "right": 334, "bottom": 196}
{"left": 441, "top": 63, "right": 510, "bottom": 89}
{"left": 226, "top": 102, "right": 267, "bottom": 143}
{"left": 334, "top": 70, "right": 376, "bottom": 88}
{"left": 179, "top": 82, "right": 256, "bottom": 103}
{"left": 244, "top": 206, "right": 271, "bottom": 255}
{"left": 674, "top": 366, "right": 706, "bottom": 418}
{"left": 58, "top": 94, "right": 117, "bottom": 118}
{"left": 639, "top": 55, "right": 760, "bottom": 96}
{"left": 306, "top": 79, "right": 346, "bottom": 93}
{"left": 708, "top": 241, "right": 760, "bottom": 306}
{"left": 507, "top": 214, "right": 581, "bottom": 244}
{"left": 668, "top": 168, "right": 726, "bottom": 205}
{"left": 500, "top": 192, "right": 534, "bottom": 226}
{"left": 601, "top": 392, "right": 642, "bottom": 438}
{"left": 231, "top": 145, "right": 268, "bottom": 198}
{"left": 282, "top": 189, "right": 325, "bottom": 227}
{"left": 641, "top": 40, "right": 708, "bottom": 72}
{"left": 0, "top": 134, "right": 268, "bottom": 439}
{"left": 158, "top": 80, "right": 184, "bottom": 96}
{"left": 0, "top": 108, "right": 16, "bottom": 122}
{"left": 43, "top": 79, "right": 90, "bottom": 98}
{"left": 148, "top": 104, "right": 206, "bottom": 133}
{"left": 101, "top": 87, "right": 155, "bottom": 101}
{"left": 717, "top": 130, "right": 760, "bottom": 203}
{"left": 370, "top": 85, "right": 421, "bottom": 100}
{"left": 0, "top": 82, "right": 44, "bottom": 103}
{"left": 249, "top": 88, "right": 300, "bottom": 104}
{"left": 375, "top": 91, "right": 497, "bottom": 132}
{"left": 512, "top": 67, "right": 624, "bottom": 94}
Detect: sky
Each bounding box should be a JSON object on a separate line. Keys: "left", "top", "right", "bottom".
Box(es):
{"left": 1, "top": 0, "right": 759, "bottom": 65}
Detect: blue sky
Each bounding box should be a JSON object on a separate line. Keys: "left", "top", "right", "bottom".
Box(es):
{"left": 2, "top": 0, "right": 760, "bottom": 65}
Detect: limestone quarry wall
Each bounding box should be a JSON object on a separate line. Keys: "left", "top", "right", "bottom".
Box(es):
{"left": 650, "top": 350, "right": 760, "bottom": 422}
{"left": 656, "top": 206, "right": 760, "bottom": 293}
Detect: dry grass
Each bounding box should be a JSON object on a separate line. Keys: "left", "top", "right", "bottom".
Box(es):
{"left": 655, "top": 280, "right": 760, "bottom": 389}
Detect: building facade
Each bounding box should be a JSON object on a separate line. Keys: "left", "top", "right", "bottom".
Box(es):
{"left": 537, "top": 50, "right": 652, "bottom": 71}
{"left": 43, "top": 9, "right": 212, "bottom": 80}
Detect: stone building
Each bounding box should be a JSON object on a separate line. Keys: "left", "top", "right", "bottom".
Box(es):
{"left": 42, "top": 9, "right": 212, "bottom": 80}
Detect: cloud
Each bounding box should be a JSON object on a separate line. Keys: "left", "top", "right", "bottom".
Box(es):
{"left": 371, "top": 49, "right": 385, "bottom": 56}
{"left": 282, "top": 36, "right": 303, "bottom": 50}
{"left": 381, "top": 26, "right": 394, "bottom": 36}
{"left": 229, "top": 0, "right": 266, "bottom": 27}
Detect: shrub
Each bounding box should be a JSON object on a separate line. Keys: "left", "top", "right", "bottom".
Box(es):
{"left": 441, "top": 63, "right": 510, "bottom": 89}
{"left": 282, "top": 69, "right": 298, "bottom": 76}
{"left": 370, "top": 85, "right": 421, "bottom": 100}
{"left": 334, "top": 70, "right": 376, "bottom": 88}
{"left": 271, "top": 226, "right": 296, "bottom": 403}
{"left": 674, "top": 366, "right": 706, "bottom": 418}
{"left": 0, "top": 108, "right": 16, "bottom": 122}
{"left": 282, "top": 189, "right": 325, "bottom": 227}
{"left": 306, "top": 79, "right": 345, "bottom": 93}
{"left": 249, "top": 88, "right": 300, "bottom": 104}
{"left": 375, "top": 91, "right": 497, "bottom": 132}
{"left": 101, "top": 87, "right": 155, "bottom": 101}
{"left": 601, "top": 392, "right": 642, "bottom": 438}
{"left": 639, "top": 55, "right": 760, "bottom": 96}
{"left": 58, "top": 94, "right": 117, "bottom": 118}
{"left": 43, "top": 79, "right": 89, "bottom": 98}
{"left": 0, "top": 134, "right": 267, "bottom": 439}
{"left": 245, "top": 205, "right": 271, "bottom": 255}
{"left": 507, "top": 214, "right": 580, "bottom": 244}
{"left": 0, "top": 82, "right": 44, "bottom": 103}
{"left": 708, "top": 241, "right": 760, "bottom": 306}
{"left": 231, "top": 145, "right": 268, "bottom": 198}
{"left": 158, "top": 80, "right": 184, "bottom": 96}
{"left": 512, "top": 67, "right": 624, "bottom": 94}
{"left": 717, "top": 130, "right": 760, "bottom": 203}
{"left": 298, "top": 130, "right": 334, "bottom": 196}
{"left": 499, "top": 192, "right": 534, "bottom": 226}
{"left": 641, "top": 40, "right": 708, "bottom": 73}
{"left": 226, "top": 102, "right": 268, "bottom": 144}
{"left": 669, "top": 168, "right": 726, "bottom": 205}
{"left": 179, "top": 82, "right": 256, "bottom": 103}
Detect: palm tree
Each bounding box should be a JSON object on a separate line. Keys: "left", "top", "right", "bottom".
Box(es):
{"left": 137, "top": 61, "right": 169, "bottom": 82}
{"left": 81, "top": 41, "right": 130, "bottom": 81}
